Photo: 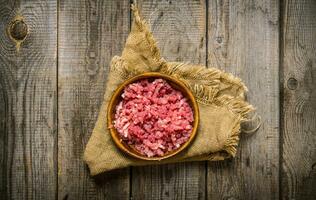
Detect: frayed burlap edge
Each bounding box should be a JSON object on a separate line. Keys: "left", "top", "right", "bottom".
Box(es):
{"left": 83, "top": 4, "right": 258, "bottom": 175}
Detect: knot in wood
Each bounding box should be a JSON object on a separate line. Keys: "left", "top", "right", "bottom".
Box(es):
{"left": 9, "top": 19, "right": 28, "bottom": 41}
{"left": 287, "top": 77, "right": 298, "bottom": 90}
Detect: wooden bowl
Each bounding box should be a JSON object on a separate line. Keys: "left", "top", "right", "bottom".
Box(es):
{"left": 107, "top": 72, "right": 199, "bottom": 161}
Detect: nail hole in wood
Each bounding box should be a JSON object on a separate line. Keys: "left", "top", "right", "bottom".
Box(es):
{"left": 287, "top": 77, "right": 298, "bottom": 90}
{"left": 216, "top": 37, "right": 223, "bottom": 44}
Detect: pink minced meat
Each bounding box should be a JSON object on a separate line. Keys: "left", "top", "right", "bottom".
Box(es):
{"left": 113, "top": 78, "right": 194, "bottom": 157}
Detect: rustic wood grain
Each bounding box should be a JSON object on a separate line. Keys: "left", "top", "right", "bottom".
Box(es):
{"left": 207, "top": 0, "right": 280, "bottom": 199}
{"left": 0, "top": 0, "right": 57, "bottom": 199}
{"left": 131, "top": 1, "right": 207, "bottom": 199}
{"left": 281, "top": 0, "right": 316, "bottom": 199}
{"left": 1, "top": 0, "right": 316, "bottom": 199}
{"left": 57, "top": 0, "right": 130, "bottom": 199}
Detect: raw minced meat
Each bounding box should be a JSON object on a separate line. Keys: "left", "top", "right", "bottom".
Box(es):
{"left": 113, "top": 78, "right": 194, "bottom": 157}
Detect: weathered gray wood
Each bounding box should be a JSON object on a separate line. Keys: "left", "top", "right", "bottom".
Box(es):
{"left": 207, "top": 0, "right": 280, "bottom": 199}
{"left": 57, "top": 0, "right": 130, "bottom": 199}
{"left": 0, "top": 0, "right": 57, "bottom": 199}
{"left": 281, "top": 0, "right": 316, "bottom": 199}
{"left": 1, "top": 1, "right": 316, "bottom": 199}
{"left": 131, "top": 1, "right": 207, "bottom": 199}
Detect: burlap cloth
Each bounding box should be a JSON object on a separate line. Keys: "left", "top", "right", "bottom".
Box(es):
{"left": 84, "top": 5, "right": 256, "bottom": 175}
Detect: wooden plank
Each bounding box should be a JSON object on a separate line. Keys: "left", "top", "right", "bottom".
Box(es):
{"left": 0, "top": 0, "right": 57, "bottom": 199}
{"left": 281, "top": 0, "right": 316, "bottom": 199}
{"left": 207, "top": 0, "right": 280, "bottom": 199}
{"left": 57, "top": 0, "right": 130, "bottom": 199}
{"left": 131, "top": 1, "right": 207, "bottom": 199}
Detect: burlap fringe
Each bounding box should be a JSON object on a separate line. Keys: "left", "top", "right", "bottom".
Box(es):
{"left": 160, "top": 63, "right": 254, "bottom": 116}
{"left": 131, "top": 4, "right": 163, "bottom": 65}
{"left": 214, "top": 95, "right": 254, "bottom": 120}
{"left": 222, "top": 120, "right": 241, "bottom": 157}
{"left": 110, "top": 56, "right": 146, "bottom": 79}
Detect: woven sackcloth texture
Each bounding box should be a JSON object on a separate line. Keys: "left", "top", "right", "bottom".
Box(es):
{"left": 84, "top": 5, "right": 255, "bottom": 175}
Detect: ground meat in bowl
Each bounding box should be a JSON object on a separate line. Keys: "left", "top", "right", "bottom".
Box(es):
{"left": 113, "top": 78, "right": 194, "bottom": 157}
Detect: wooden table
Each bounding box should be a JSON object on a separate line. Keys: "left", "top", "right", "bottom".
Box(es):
{"left": 0, "top": 0, "right": 315, "bottom": 199}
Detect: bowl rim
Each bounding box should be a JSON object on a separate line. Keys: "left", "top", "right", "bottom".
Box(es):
{"left": 107, "top": 72, "right": 199, "bottom": 161}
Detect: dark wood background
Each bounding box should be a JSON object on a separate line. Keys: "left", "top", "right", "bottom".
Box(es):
{"left": 0, "top": 0, "right": 315, "bottom": 199}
